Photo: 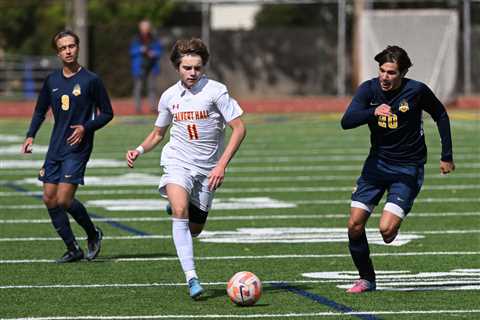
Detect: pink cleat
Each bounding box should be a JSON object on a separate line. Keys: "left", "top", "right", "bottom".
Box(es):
{"left": 346, "top": 279, "right": 376, "bottom": 293}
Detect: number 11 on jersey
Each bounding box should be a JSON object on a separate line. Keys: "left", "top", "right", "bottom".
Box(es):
{"left": 187, "top": 124, "right": 199, "bottom": 140}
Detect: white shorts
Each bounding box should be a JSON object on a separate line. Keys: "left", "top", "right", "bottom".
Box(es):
{"left": 159, "top": 166, "right": 214, "bottom": 212}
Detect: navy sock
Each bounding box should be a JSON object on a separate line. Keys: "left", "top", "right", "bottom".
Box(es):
{"left": 67, "top": 199, "right": 96, "bottom": 239}
{"left": 348, "top": 231, "right": 376, "bottom": 282}
{"left": 47, "top": 207, "right": 75, "bottom": 248}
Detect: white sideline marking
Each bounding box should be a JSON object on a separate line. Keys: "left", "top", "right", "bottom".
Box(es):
{"left": 0, "top": 159, "right": 125, "bottom": 169}
{"left": 2, "top": 163, "right": 480, "bottom": 173}
{"left": 0, "top": 229, "right": 478, "bottom": 243}
{"left": 1, "top": 211, "right": 478, "bottom": 224}
{"left": 296, "top": 197, "right": 480, "bottom": 205}
{"left": 8, "top": 172, "right": 478, "bottom": 186}
{"left": 15, "top": 179, "right": 480, "bottom": 192}
{"left": 3, "top": 310, "right": 480, "bottom": 319}
{"left": 1, "top": 280, "right": 480, "bottom": 290}
{"left": 1, "top": 251, "right": 479, "bottom": 264}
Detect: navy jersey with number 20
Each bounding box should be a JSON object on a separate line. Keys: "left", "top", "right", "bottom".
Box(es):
{"left": 341, "top": 78, "right": 453, "bottom": 165}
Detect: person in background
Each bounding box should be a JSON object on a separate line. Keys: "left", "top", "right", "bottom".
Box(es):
{"left": 130, "top": 19, "right": 164, "bottom": 114}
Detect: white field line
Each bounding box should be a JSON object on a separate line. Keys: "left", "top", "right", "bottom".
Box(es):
{"left": 1, "top": 197, "right": 479, "bottom": 210}
{"left": 0, "top": 184, "right": 478, "bottom": 198}
{"left": 1, "top": 251, "right": 479, "bottom": 264}
{"left": 0, "top": 212, "right": 479, "bottom": 224}
{"left": 2, "top": 279, "right": 480, "bottom": 290}
{"left": 0, "top": 229, "right": 478, "bottom": 243}
{"left": 0, "top": 229, "right": 477, "bottom": 243}
{"left": 296, "top": 197, "right": 480, "bottom": 205}
{"left": 1, "top": 163, "right": 480, "bottom": 174}
{"left": 1, "top": 173, "right": 480, "bottom": 184}
{"left": 2, "top": 309, "right": 480, "bottom": 320}
{"left": 234, "top": 154, "right": 480, "bottom": 163}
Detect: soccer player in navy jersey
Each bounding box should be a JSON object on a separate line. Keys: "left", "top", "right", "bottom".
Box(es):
{"left": 21, "top": 30, "right": 114, "bottom": 263}
{"left": 341, "top": 45, "right": 455, "bottom": 293}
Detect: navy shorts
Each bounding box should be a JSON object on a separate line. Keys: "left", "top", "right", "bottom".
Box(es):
{"left": 38, "top": 158, "right": 87, "bottom": 185}
{"left": 352, "top": 156, "right": 424, "bottom": 216}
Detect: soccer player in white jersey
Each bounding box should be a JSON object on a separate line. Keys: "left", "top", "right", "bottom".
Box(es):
{"left": 126, "top": 38, "right": 246, "bottom": 299}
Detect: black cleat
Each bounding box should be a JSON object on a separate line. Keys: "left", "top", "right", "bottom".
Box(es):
{"left": 56, "top": 246, "right": 84, "bottom": 263}
{"left": 86, "top": 227, "right": 103, "bottom": 261}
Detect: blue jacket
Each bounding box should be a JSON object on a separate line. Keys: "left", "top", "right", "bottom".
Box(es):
{"left": 129, "top": 36, "right": 163, "bottom": 78}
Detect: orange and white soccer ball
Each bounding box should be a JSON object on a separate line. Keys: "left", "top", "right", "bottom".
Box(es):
{"left": 226, "top": 271, "right": 262, "bottom": 306}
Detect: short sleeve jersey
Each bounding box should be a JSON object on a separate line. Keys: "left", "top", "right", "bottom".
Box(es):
{"left": 155, "top": 75, "right": 243, "bottom": 174}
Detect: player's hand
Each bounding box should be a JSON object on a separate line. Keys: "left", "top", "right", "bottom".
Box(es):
{"left": 21, "top": 137, "right": 34, "bottom": 154}
{"left": 374, "top": 104, "right": 393, "bottom": 117}
{"left": 440, "top": 160, "right": 455, "bottom": 175}
{"left": 126, "top": 150, "right": 140, "bottom": 168}
{"left": 208, "top": 166, "right": 226, "bottom": 191}
{"left": 67, "top": 125, "right": 85, "bottom": 145}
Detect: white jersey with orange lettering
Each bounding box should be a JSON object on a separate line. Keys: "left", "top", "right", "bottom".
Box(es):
{"left": 154, "top": 75, "right": 243, "bottom": 175}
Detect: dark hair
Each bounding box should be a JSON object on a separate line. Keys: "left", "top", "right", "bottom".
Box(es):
{"left": 374, "top": 45, "right": 412, "bottom": 74}
{"left": 169, "top": 38, "right": 210, "bottom": 68}
{"left": 51, "top": 30, "right": 80, "bottom": 51}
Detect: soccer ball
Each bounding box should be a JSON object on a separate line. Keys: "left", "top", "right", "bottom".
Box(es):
{"left": 226, "top": 271, "right": 262, "bottom": 306}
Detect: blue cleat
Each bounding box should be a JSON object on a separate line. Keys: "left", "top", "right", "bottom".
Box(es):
{"left": 188, "top": 278, "right": 204, "bottom": 299}
{"left": 166, "top": 204, "right": 172, "bottom": 216}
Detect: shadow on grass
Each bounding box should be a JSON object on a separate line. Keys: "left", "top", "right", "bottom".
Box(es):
{"left": 198, "top": 282, "right": 315, "bottom": 303}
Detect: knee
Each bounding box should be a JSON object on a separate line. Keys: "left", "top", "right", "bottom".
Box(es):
{"left": 379, "top": 225, "right": 398, "bottom": 243}
{"left": 56, "top": 197, "right": 73, "bottom": 210}
{"left": 347, "top": 218, "right": 365, "bottom": 239}
{"left": 42, "top": 194, "right": 57, "bottom": 208}
{"left": 170, "top": 204, "right": 188, "bottom": 218}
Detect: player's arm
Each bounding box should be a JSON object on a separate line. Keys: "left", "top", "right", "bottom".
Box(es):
{"left": 126, "top": 125, "right": 169, "bottom": 168}
{"left": 421, "top": 84, "right": 455, "bottom": 174}
{"left": 208, "top": 117, "right": 246, "bottom": 191}
{"left": 341, "top": 82, "right": 378, "bottom": 129}
{"left": 22, "top": 79, "right": 51, "bottom": 153}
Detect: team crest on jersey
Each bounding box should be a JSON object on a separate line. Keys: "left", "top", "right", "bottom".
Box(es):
{"left": 72, "top": 84, "right": 81, "bottom": 96}
{"left": 399, "top": 99, "right": 409, "bottom": 112}
{"left": 61, "top": 95, "right": 70, "bottom": 111}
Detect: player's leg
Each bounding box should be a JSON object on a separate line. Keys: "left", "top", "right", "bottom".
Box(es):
{"left": 380, "top": 165, "right": 424, "bottom": 243}
{"left": 133, "top": 77, "right": 143, "bottom": 114}
{"left": 40, "top": 160, "right": 83, "bottom": 262}
{"left": 379, "top": 209, "right": 403, "bottom": 243}
{"left": 346, "top": 157, "right": 385, "bottom": 293}
{"left": 147, "top": 73, "right": 158, "bottom": 113}
{"left": 347, "top": 204, "right": 377, "bottom": 293}
{"left": 58, "top": 159, "right": 103, "bottom": 260}
{"left": 166, "top": 183, "right": 204, "bottom": 299}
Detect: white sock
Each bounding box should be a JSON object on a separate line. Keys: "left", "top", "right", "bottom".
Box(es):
{"left": 172, "top": 218, "right": 195, "bottom": 279}
{"left": 185, "top": 270, "right": 198, "bottom": 282}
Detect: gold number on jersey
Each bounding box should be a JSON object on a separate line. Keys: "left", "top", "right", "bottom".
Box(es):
{"left": 61, "top": 95, "right": 70, "bottom": 111}
{"left": 378, "top": 114, "right": 398, "bottom": 129}
{"left": 187, "top": 124, "right": 199, "bottom": 140}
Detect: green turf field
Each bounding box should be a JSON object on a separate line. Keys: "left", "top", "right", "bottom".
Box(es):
{"left": 0, "top": 112, "right": 479, "bottom": 319}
